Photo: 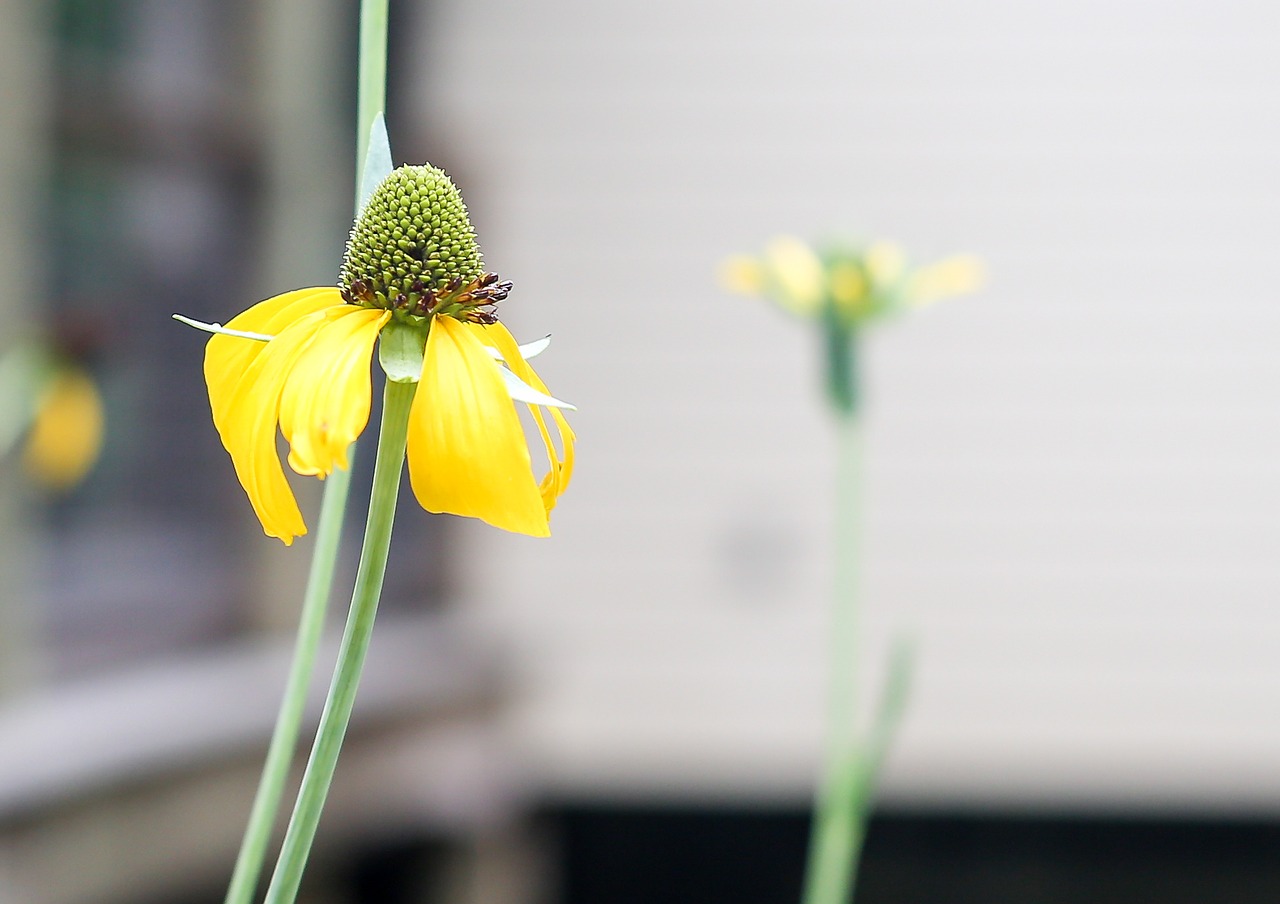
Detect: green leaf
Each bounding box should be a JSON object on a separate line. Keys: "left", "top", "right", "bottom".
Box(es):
{"left": 857, "top": 634, "right": 915, "bottom": 811}
{"left": 358, "top": 112, "right": 394, "bottom": 214}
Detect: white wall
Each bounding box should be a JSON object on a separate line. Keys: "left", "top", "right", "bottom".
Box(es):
{"left": 414, "top": 0, "right": 1280, "bottom": 810}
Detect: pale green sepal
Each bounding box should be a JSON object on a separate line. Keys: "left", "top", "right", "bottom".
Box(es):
{"left": 358, "top": 113, "right": 394, "bottom": 215}
{"left": 172, "top": 313, "right": 273, "bottom": 342}
{"left": 485, "top": 335, "right": 551, "bottom": 361}
{"left": 377, "top": 319, "right": 427, "bottom": 383}
{"left": 498, "top": 366, "right": 576, "bottom": 410}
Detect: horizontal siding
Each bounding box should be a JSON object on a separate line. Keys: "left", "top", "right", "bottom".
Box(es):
{"left": 413, "top": 0, "right": 1280, "bottom": 807}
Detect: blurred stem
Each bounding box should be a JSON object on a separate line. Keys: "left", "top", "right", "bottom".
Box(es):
{"left": 801, "top": 404, "right": 866, "bottom": 904}
{"left": 262, "top": 378, "right": 414, "bottom": 904}
{"left": 823, "top": 310, "right": 857, "bottom": 415}
{"left": 223, "top": 4, "right": 388, "bottom": 902}
{"left": 223, "top": 461, "right": 355, "bottom": 904}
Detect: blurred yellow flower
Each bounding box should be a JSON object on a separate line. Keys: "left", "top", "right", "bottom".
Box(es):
{"left": 722, "top": 235, "right": 984, "bottom": 326}
{"left": 24, "top": 367, "right": 104, "bottom": 491}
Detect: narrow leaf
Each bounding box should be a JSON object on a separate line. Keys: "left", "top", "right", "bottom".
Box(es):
{"left": 358, "top": 112, "right": 394, "bottom": 213}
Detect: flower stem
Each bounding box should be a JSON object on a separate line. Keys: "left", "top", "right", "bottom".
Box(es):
{"left": 223, "top": 463, "right": 355, "bottom": 904}
{"left": 222, "top": 4, "right": 389, "bottom": 900}
{"left": 355, "top": 0, "right": 389, "bottom": 185}
{"left": 262, "top": 378, "right": 415, "bottom": 904}
{"left": 801, "top": 408, "right": 866, "bottom": 904}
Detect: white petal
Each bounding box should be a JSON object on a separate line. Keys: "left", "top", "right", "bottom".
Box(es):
{"left": 485, "top": 335, "right": 551, "bottom": 361}
{"left": 498, "top": 366, "right": 576, "bottom": 410}
{"left": 172, "top": 314, "right": 273, "bottom": 342}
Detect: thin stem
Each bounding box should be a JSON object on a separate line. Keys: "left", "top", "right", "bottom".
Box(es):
{"left": 223, "top": 463, "right": 355, "bottom": 904}
{"left": 223, "top": 4, "right": 390, "bottom": 900}
{"left": 355, "top": 0, "right": 389, "bottom": 185}
{"left": 801, "top": 408, "right": 865, "bottom": 904}
{"left": 262, "top": 378, "right": 415, "bottom": 904}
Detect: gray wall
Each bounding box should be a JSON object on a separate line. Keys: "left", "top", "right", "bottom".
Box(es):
{"left": 415, "top": 0, "right": 1280, "bottom": 809}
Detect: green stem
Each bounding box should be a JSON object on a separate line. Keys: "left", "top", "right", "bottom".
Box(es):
{"left": 262, "top": 379, "right": 415, "bottom": 904}
{"left": 223, "top": 3, "right": 389, "bottom": 899}
{"left": 223, "top": 464, "right": 355, "bottom": 904}
{"left": 355, "top": 0, "right": 389, "bottom": 185}
{"left": 801, "top": 407, "right": 865, "bottom": 904}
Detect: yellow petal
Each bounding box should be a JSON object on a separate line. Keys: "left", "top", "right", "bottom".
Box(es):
{"left": 906, "top": 254, "right": 986, "bottom": 306}
{"left": 23, "top": 369, "right": 104, "bottom": 491}
{"left": 205, "top": 288, "right": 343, "bottom": 439}
{"left": 718, "top": 255, "right": 767, "bottom": 296}
{"left": 865, "top": 241, "right": 907, "bottom": 287}
{"left": 279, "top": 306, "right": 389, "bottom": 476}
{"left": 764, "top": 236, "right": 825, "bottom": 315}
{"left": 474, "top": 321, "right": 575, "bottom": 512}
{"left": 215, "top": 308, "right": 335, "bottom": 544}
{"left": 407, "top": 316, "right": 548, "bottom": 537}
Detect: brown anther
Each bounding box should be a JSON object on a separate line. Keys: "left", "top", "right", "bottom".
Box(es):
{"left": 394, "top": 293, "right": 410, "bottom": 309}
{"left": 479, "top": 272, "right": 500, "bottom": 288}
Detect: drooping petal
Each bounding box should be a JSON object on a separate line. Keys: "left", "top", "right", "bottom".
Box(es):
{"left": 407, "top": 315, "right": 549, "bottom": 537}
{"left": 23, "top": 369, "right": 104, "bottom": 491}
{"left": 473, "top": 321, "right": 575, "bottom": 514}
{"left": 205, "top": 288, "right": 344, "bottom": 440}
{"left": 279, "top": 306, "right": 389, "bottom": 476}
{"left": 214, "top": 307, "right": 336, "bottom": 544}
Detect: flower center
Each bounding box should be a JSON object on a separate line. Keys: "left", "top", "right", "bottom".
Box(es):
{"left": 338, "top": 164, "right": 511, "bottom": 323}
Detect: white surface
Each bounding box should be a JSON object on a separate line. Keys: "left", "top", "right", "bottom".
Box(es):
{"left": 416, "top": 0, "right": 1280, "bottom": 809}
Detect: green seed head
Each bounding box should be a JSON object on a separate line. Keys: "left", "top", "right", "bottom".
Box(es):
{"left": 340, "top": 165, "right": 485, "bottom": 313}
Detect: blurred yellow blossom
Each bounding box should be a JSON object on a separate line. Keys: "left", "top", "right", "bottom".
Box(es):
{"left": 24, "top": 368, "right": 104, "bottom": 491}
{"left": 722, "top": 235, "right": 984, "bottom": 413}
{"left": 722, "top": 235, "right": 984, "bottom": 327}
{"left": 0, "top": 341, "right": 104, "bottom": 493}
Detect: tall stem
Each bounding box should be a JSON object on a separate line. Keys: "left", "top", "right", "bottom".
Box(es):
{"left": 223, "top": 4, "right": 389, "bottom": 900}
{"left": 356, "top": 0, "right": 389, "bottom": 182}
{"left": 223, "top": 462, "right": 355, "bottom": 904}
{"left": 801, "top": 408, "right": 865, "bottom": 904}
{"left": 263, "top": 379, "right": 415, "bottom": 904}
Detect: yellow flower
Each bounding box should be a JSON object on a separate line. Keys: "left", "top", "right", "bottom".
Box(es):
{"left": 198, "top": 165, "right": 573, "bottom": 544}
{"left": 722, "top": 235, "right": 984, "bottom": 327}
{"left": 24, "top": 367, "right": 104, "bottom": 491}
